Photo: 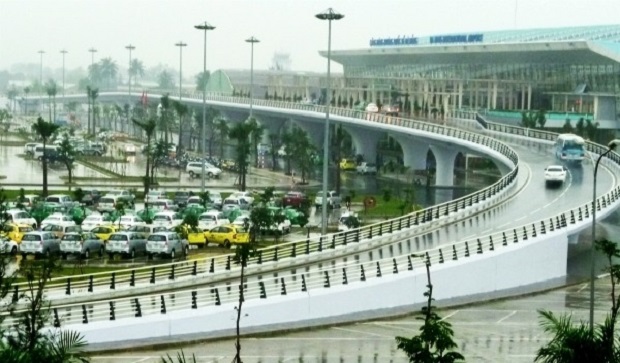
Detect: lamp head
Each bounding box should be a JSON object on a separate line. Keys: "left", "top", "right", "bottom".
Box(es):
{"left": 195, "top": 22, "right": 216, "bottom": 31}
{"left": 608, "top": 139, "right": 620, "bottom": 150}
{"left": 315, "top": 8, "right": 344, "bottom": 21}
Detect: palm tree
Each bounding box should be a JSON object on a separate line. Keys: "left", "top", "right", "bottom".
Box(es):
{"left": 205, "top": 107, "right": 221, "bottom": 156}
{"left": 129, "top": 59, "right": 145, "bottom": 82}
{"left": 88, "top": 62, "right": 103, "bottom": 87}
{"left": 215, "top": 119, "right": 229, "bottom": 158}
{"left": 32, "top": 117, "right": 60, "bottom": 197}
{"left": 158, "top": 70, "right": 175, "bottom": 90}
{"left": 195, "top": 70, "right": 210, "bottom": 92}
{"left": 159, "top": 94, "right": 172, "bottom": 144}
{"left": 23, "top": 87, "right": 30, "bottom": 115}
{"left": 133, "top": 117, "right": 157, "bottom": 197}
{"left": 45, "top": 80, "right": 58, "bottom": 123}
{"left": 99, "top": 57, "right": 118, "bottom": 90}
{"left": 280, "top": 129, "right": 294, "bottom": 175}
{"left": 88, "top": 87, "right": 99, "bottom": 134}
{"left": 6, "top": 87, "right": 18, "bottom": 113}
{"left": 332, "top": 124, "right": 346, "bottom": 194}
{"left": 229, "top": 122, "right": 253, "bottom": 191}
{"left": 173, "top": 100, "right": 189, "bottom": 154}
{"left": 246, "top": 118, "right": 265, "bottom": 167}
{"left": 268, "top": 133, "right": 281, "bottom": 171}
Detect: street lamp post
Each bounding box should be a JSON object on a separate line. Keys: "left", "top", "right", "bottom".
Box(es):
{"left": 245, "top": 36, "right": 259, "bottom": 119}
{"left": 126, "top": 44, "right": 135, "bottom": 134}
{"left": 60, "top": 50, "right": 68, "bottom": 104}
{"left": 37, "top": 50, "right": 45, "bottom": 89}
{"left": 195, "top": 22, "right": 215, "bottom": 194}
{"left": 175, "top": 41, "right": 187, "bottom": 166}
{"left": 316, "top": 8, "right": 344, "bottom": 235}
{"left": 88, "top": 47, "right": 97, "bottom": 74}
{"left": 589, "top": 139, "right": 620, "bottom": 333}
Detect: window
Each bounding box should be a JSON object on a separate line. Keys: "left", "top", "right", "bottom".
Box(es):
{"left": 22, "top": 234, "right": 41, "bottom": 241}
{"left": 62, "top": 234, "right": 82, "bottom": 241}
{"left": 148, "top": 235, "right": 167, "bottom": 242}
{"left": 108, "top": 234, "right": 128, "bottom": 241}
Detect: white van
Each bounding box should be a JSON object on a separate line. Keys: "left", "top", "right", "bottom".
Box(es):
{"left": 97, "top": 195, "right": 121, "bottom": 213}
{"left": 33, "top": 144, "right": 58, "bottom": 161}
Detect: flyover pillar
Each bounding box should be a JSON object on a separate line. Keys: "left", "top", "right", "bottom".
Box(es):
{"left": 343, "top": 126, "right": 382, "bottom": 164}
{"left": 429, "top": 144, "right": 458, "bottom": 187}
{"left": 292, "top": 119, "right": 323, "bottom": 147}
{"left": 390, "top": 134, "right": 428, "bottom": 171}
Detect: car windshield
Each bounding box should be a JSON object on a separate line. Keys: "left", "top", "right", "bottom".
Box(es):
{"left": 120, "top": 216, "right": 134, "bottom": 222}
{"left": 108, "top": 234, "right": 128, "bottom": 241}
{"left": 62, "top": 234, "right": 82, "bottom": 241}
{"left": 84, "top": 216, "right": 101, "bottom": 221}
{"left": 153, "top": 215, "right": 170, "bottom": 221}
{"left": 547, "top": 166, "right": 564, "bottom": 172}
{"left": 148, "top": 235, "right": 167, "bottom": 242}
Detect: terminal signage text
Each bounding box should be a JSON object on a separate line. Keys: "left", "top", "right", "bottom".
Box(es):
{"left": 370, "top": 33, "right": 484, "bottom": 47}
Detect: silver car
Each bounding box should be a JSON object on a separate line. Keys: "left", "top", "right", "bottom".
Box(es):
{"left": 146, "top": 231, "right": 189, "bottom": 259}
{"left": 60, "top": 232, "right": 105, "bottom": 259}
{"left": 20, "top": 231, "right": 60, "bottom": 258}
{"left": 105, "top": 232, "right": 147, "bottom": 259}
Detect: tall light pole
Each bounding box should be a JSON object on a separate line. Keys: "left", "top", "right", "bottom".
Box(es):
{"left": 245, "top": 36, "right": 259, "bottom": 119}
{"left": 88, "top": 47, "right": 97, "bottom": 78}
{"left": 60, "top": 49, "right": 68, "bottom": 103}
{"left": 316, "top": 8, "right": 344, "bottom": 235}
{"left": 175, "top": 41, "right": 187, "bottom": 165}
{"left": 37, "top": 50, "right": 45, "bottom": 89}
{"left": 590, "top": 139, "right": 620, "bottom": 333}
{"left": 126, "top": 44, "right": 135, "bottom": 134}
{"left": 195, "top": 22, "right": 215, "bottom": 193}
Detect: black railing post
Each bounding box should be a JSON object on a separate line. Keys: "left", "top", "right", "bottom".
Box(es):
{"left": 214, "top": 288, "right": 221, "bottom": 305}
{"left": 280, "top": 277, "right": 287, "bottom": 295}
{"left": 53, "top": 308, "right": 60, "bottom": 328}
{"left": 130, "top": 270, "right": 135, "bottom": 286}
{"left": 465, "top": 242, "right": 470, "bottom": 257}
{"left": 209, "top": 258, "right": 215, "bottom": 273}
{"left": 273, "top": 247, "right": 279, "bottom": 261}
{"left": 134, "top": 298, "right": 142, "bottom": 317}
{"left": 489, "top": 236, "right": 494, "bottom": 251}
{"left": 360, "top": 265, "right": 366, "bottom": 281}
{"left": 408, "top": 255, "right": 413, "bottom": 270}
{"left": 65, "top": 278, "right": 71, "bottom": 295}
{"left": 169, "top": 265, "right": 175, "bottom": 280}
{"left": 439, "top": 249, "right": 444, "bottom": 263}
{"left": 160, "top": 295, "right": 166, "bottom": 314}
{"left": 259, "top": 281, "right": 267, "bottom": 298}
{"left": 109, "top": 301, "right": 115, "bottom": 321}
{"left": 393, "top": 258, "right": 399, "bottom": 273}
{"left": 88, "top": 276, "right": 93, "bottom": 293}
{"left": 376, "top": 261, "right": 382, "bottom": 277}
{"left": 150, "top": 267, "right": 156, "bottom": 284}
{"left": 191, "top": 291, "right": 197, "bottom": 309}
{"left": 291, "top": 243, "right": 297, "bottom": 258}
{"left": 226, "top": 255, "right": 231, "bottom": 270}
{"left": 305, "top": 240, "right": 310, "bottom": 254}
{"left": 476, "top": 239, "right": 483, "bottom": 254}
{"left": 257, "top": 250, "right": 263, "bottom": 264}
{"left": 82, "top": 305, "right": 88, "bottom": 324}
{"left": 109, "top": 272, "right": 115, "bottom": 290}
{"left": 324, "top": 271, "right": 331, "bottom": 288}
{"left": 331, "top": 235, "right": 336, "bottom": 249}
{"left": 301, "top": 274, "right": 307, "bottom": 292}
{"left": 342, "top": 268, "right": 348, "bottom": 285}
{"left": 192, "top": 261, "right": 197, "bottom": 276}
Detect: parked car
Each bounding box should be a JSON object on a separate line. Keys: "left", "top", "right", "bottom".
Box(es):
{"left": 222, "top": 197, "right": 250, "bottom": 212}
{"left": 338, "top": 212, "right": 362, "bottom": 231}
{"left": 105, "top": 189, "right": 135, "bottom": 206}
{"left": 4, "top": 209, "right": 37, "bottom": 228}
{"left": 230, "top": 191, "right": 255, "bottom": 205}
{"left": 19, "top": 231, "right": 61, "bottom": 258}
{"left": 209, "top": 191, "right": 223, "bottom": 209}
{"left": 14, "top": 194, "right": 41, "bottom": 210}
{"left": 45, "top": 194, "right": 74, "bottom": 208}
{"left": 173, "top": 191, "right": 191, "bottom": 208}
{"left": 145, "top": 190, "right": 166, "bottom": 204}
{"left": 97, "top": 195, "right": 122, "bottom": 213}
{"left": 380, "top": 104, "right": 400, "bottom": 116}
{"left": 81, "top": 190, "right": 102, "bottom": 206}
{"left": 197, "top": 210, "right": 228, "bottom": 229}
{"left": 281, "top": 191, "right": 308, "bottom": 208}
{"left": 186, "top": 162, "right": 222, "bottom": 178}
{"left": 41, "top": 214, "right": 76, "bottom": 228}
{"left": 314, "top": 190, "right": 342, "bottom": 209}
{"left": 81, "top": 214, "right": 108, "bottom": 231}
{"left": 152, "top": 211, "right": 183, "bottom": 227}
{"left": 60, "top": 232, "right": 105, "bottom": 259}
{"left": 118, "top": 215, "right": 144, "bottom": 229}
{"left": 105, "top": 232, "right": 148, "bottom": 259}
{"left": 356, "top": 162, "right": 378, "bottom": 175}
{"left": 0, "top": 235, "right": 18, "bottom": 255}
{"left": 126, "top": 224, "right": 169, "bottom": 237}
{"left": 1, "top": 223, "right": 34, "bottom": 243}
{"left": 339, "top": 158, "right": 357, "bottom": 171}
{"left": 41, "top": 223, "right": 81, "bottom": 239}
{"left": 204, "top": 224, "right": 250, "bottom": 248}
{"left": 90, "top": 225, "right": 120, "bottom": 241}
{"left": 365, "top": 102, "right": 379, "bottom": 113}
{"left": 150, "top": 199, "right": 177, "bottom": 211}
{"left": 146, "top": 231, "right": 189, "bottom": 259}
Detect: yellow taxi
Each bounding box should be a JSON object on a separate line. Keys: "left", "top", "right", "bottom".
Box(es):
{"left": 1, "top": 223, "right": 34, "bottom": 243}
{"left": 90, "top": 224, "right": 120, "bottom": 242}
{"left": 339, "top": 158, "right": 357, "bottom": 171}
{"left": 204, "top": 224, "right": 249, "bottom": 248}
{"left": 187, "top": 227, "right": 209, "bottom": 247}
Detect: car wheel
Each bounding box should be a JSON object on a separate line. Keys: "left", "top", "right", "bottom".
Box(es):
{"left": 207, "top": 172, "right": 214, "bottom": 178}
{"left": 170, "top": 249, "right": 176, "bottom": 259}
{"left": 84, "top": 249, "right": 90, "bottom": 259}
{"left": 21, "top": 253, "right": 27, "bottom": 260}
{"left": 224, "top": 240, "right": 231, "bottom": 249}
{"left": 10, "top": 246, "right": 17, "bottom": 256}
{"left": 189, "top": 171, "right": 196, "bottom": 178}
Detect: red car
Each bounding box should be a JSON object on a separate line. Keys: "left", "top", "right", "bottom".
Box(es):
{"left": 282, "top": 191, "right": 308, "bottom": 208}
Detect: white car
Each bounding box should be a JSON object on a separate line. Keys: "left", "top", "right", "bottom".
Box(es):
{"left": 186, "top": 162, "right": 222, "bottom": 178}
{"left": 222, "top": 197, "right": 250, "bottom": 212}
{"left": 356, "top": 162, "right": 378, "bottom": 175}
{"left": 209, "top": 191, "right": 223, "bottom": 209}
{"left": 81, "top": 214, "right": 106, "bottom": 231}
{"left": 123, "top": 144, "right": 137, "bottom": 154}
{"left": 119, "top": 215, "right": 144, "bottom": 229}
{"left": 152, "top": 211, "right": 183, "bottom": 227}
{"left": 4, "top": 209, "right": 37, "bottom": 228}
{"left": 365, "top": 103, "right": 379, "bottom": 113}
{"left": 145, "top": 190, "right": 166, "bottom": 204}
{"left": 197, "top": 210, "right": 228, "bottom": 229}
{"left": 544, "top": 165, "right": 567, "bottom": 187}
{"left": 0, "top": 236, "right": 18, "bottom": 255}
{"left": 338, "top": 212, "right": 361, "bottom": 231}
{"left": 41, "top": 214, "right": 76, "bottom": 228}
{"left": 230, "top": 191, "right": 255, "bottom": 205}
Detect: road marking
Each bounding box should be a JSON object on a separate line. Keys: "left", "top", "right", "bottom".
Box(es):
{"left": 496, "top": 310, "right": 517, "bottom": 324}
{"left": 332, "top": 326, "right": 393, "bottom": 337}
{"left": 577, "top": 283, "right": 590, "bottom": 292}
{"left": 440, "top": 310, "right": 459, "bottom": 321}
{"left": 130, "top": 358, "right": 150, "bottom": 363}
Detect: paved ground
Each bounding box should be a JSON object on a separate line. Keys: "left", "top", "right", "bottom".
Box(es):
{"left": 87, "top": 276, "right": 614, "bottom": 362}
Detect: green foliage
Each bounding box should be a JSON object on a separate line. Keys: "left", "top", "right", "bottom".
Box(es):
{"left": 562, "top": 119, "right": 573, "bottom": 133}
{"left": 382, "top": 188, "right": 392, "bottom": 203}
{"left": 161, "top": 350, "right": 197, "bottom": 363}
{"left": 396, "top": 261, "right": 464, "bottom": 363}
{"left": 199, "top": 191, "right": 211, "bottom": 208}
{"left": 535, "top": 239, "right": 620, "bottom": 362}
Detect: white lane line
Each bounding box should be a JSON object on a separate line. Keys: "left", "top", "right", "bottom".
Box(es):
{"left": 496, "top": 310, "right": 517, "bottom": 324}
{"left": 577, "top": 283, "right": 590, "bottom": 292}
{"left": 332, "top": 326, "right": 393, "bottom": 337}
{"left": 440, "top": 310, "right": 459, "bottom": 321}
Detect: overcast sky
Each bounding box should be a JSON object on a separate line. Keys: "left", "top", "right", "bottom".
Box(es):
{"left": 2, "top": 0, "right": 620, "bottom": 77}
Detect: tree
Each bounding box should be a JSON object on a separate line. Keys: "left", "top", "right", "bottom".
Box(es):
{"left": 536, "top": 109, "right": 547, "bottom": 129}
{"left": 247, "top": 118, "right": 265, "bottom": 168}
{"left": 173, "top": 101, "right": 189, "bottom": 154}
{"left": 159, "top": 94, "right": 173, "bottom": 144}
{"left": 332, "top": 124, "right": 347, "bottom": 193}
{"left": 585, "top": 119, "right": 599, "bottom": 141}
{"left": 57, "top": 135, "right": 76, "bottom": 189}
{"left": 133, "top": 116, "right": 157, "bottom": 197}
{"left": 535, "top": 239, "right": 620, "bottom": 363}
{"left": 289, "top": 127, "right": 316, "bottom": 184}
{"left": 115, "top": 200, "right": 126, "bottom": 229}
{"left": 0, "top": 109, "right": 11, "bottom": 132}
{"left": 575, "top": 117, "right": 585, "bottom": 137}
{"left": 195, "top": 70, "right": 210, "bottom": 92}
{"left": 45, "top": 80, "right": 58, "bottom": 123}
{"left": 158, "top": 70, "right": 175, "bottom": 90}
{"left": 129, "top": 59, "right": 145, "bottom": 81}
{"left": 396, "top": 257, "right": 465, "bottom": 362}
{"left": 206, "top": 108, "right": 222, "bottom": 156}
{"left": 280, "top": 129, "right": 294, "bottom": 175}
{"left": 23, "top": 87, "right": 30, "bottom": 115}
{"left": 215, "top": 118, "right": 229, "bottom": 158}
{"left": 32, "top": 117, "right": 60, "bottom": 197}
{"left": 99, "top": 57, "right": 118, "bottom": 90}
{"left": 88, "top": 62, "right": 103, "bottom": 87}
{"left": 229, "top": 122, "right": 253, "bottom": 191}
{"left": 268, "top": 133, "right": 281, "bottom": 171}
{"left": 562, "top": 119, "right": 573, "bottom": 133}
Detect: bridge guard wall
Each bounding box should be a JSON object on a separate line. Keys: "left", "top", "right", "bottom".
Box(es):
{"left": 75, "top": 231, "right": 568, "bottom": 349}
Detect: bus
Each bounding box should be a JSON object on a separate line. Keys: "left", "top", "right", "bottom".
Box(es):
{"left": 554, "top": 133, "right": 586, "bottom": 162}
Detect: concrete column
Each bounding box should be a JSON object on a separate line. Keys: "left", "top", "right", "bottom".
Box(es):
{"left": 429, "top": 144, "right": 458, "bottom": 187}
{"left": 492, "top": 81, "right": 498, "bottom": 109}
{"left": 291, "top": 119, "right": 323, "bottom": 147}
{"left": 527, "top": 84, "right": 532, "bottom": 110}
{"left": 458, "top": 81, "right": 463, "bottom": 109}
{"left": 344, "top": 126, "right": 382, "bottom": 164}
{"left": 390, "top": 134, "right": 428, "bottom": 171}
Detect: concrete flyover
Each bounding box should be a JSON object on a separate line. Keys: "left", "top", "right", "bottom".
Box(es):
{"left": 15, "top": 93, "right": 620, "bottom": 349}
